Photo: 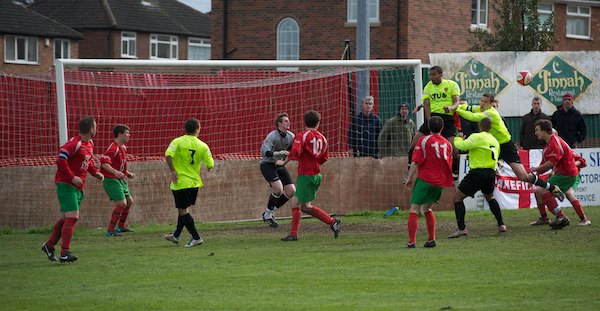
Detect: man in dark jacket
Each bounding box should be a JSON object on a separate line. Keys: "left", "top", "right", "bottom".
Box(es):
{"left": 349, "top": 95, "right": 383, "bottom": 158}
{"left": 519, "top": 96, "right": 549, "bottom": 149}
{"left": 551, "top": 93, "right": 587, "bottom": 148}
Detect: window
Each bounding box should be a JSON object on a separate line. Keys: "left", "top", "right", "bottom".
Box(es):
{"left": 188, "top": 38, "right": 211, "bottom": 60}
{"left": 347, "top": 0, "right": 379, "bottom": 23}
{"left": 54, "top": 39, "right": 71, "bottom": 59}
{"left": 537, "top": 3, "right": 553, "bottom": 26}
{"left": 150, "top": 34, "right": 178, "bottom": 59}
{"left": 566, "top": 5, "right": 591, "bottom": 39}
{"left": 524, "top": 3, "right": 553, "bottom": 30}
{"left": 471, "top": 0, "right": 488, "bottom": 28}
{"left": 4, "top": 35, "right": 38, "bottom": 64}
{"left": 277, "top": 18, "right": 299, "bottom": 61}
{"left": 121, "top": 32, "right": 136, "bottom": 58}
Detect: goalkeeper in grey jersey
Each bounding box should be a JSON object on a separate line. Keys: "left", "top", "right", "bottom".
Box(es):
{"left": 259, "top": 113, "right": 296, "bottom": 227}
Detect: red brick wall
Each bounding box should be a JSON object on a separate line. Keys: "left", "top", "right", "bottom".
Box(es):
{"left": 210, "top": 0, "right": 599, "bottom": 63}
{"left": 0, "top": 157, "right": 448, "bottom": 229}
{"left": 210, "top": 0, "right": 486, "bottom": 62}
{"left": 553, "top": 4, "right": 600, "bottom": 51}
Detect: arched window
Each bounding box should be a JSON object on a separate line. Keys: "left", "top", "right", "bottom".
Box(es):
{"left": 277, "top": 18, "right": 299, "bottom": 60}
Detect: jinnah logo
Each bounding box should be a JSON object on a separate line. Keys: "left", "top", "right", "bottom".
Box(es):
{"left": 531, "top": 56, "right": 592, "bottom": 107}
{"left": 452, "top": 58, "right": 509, "bottom": 104}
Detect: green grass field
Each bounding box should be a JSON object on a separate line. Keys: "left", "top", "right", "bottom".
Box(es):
{"left": 1, "top": 207, "right": 599, "bottom": 310}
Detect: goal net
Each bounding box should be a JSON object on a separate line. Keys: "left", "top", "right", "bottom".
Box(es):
{"left": 0, "top": 59, "right": 421, "bottom": 229}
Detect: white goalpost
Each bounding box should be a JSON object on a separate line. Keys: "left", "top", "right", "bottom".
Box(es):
{"left": 1, "top": 59, "right": 422, "bottom": 228}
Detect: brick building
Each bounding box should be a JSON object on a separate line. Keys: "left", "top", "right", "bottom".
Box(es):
{"left": 1, "top": 0, "right": 211, "bottom": 74}
{"left": 210, "top": 0, "right": 600, "bottom": 63}
{"left": 0, "top": 0, "right": 82, "bottom": 74}
{"left": 29, "top": 0, "right": 210, "bottom": 61}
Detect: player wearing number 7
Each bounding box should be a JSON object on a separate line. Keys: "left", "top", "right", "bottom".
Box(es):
{"left": 279, "top": 110, "right": 340, "bottom": 241}
{"left": 163, "top": 118, "right": 214, "bottom": 248}
{"left": 448, "top": 117, "right": 505, "bottom": 238}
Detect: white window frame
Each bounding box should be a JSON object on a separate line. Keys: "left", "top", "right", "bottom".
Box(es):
{"left": 150, "top": 34, "right": 178, "bottom": 60}
{"left": 277, "top": 18, "right": 300, "bottom": 62}
{"left": 4, "top": 35, "right": 38, "bottom": 64}
{"left": 537, "top": 3, "right": 553, "bottom": 26}
{"left": 566, "top": 5, "right": 591, "bottom": 39}
{"left": 188, "top": 37, "right": 211, "bottom": 60}
{"left": 347, "top": 0, "right": 380, "bottom": 24}
{"left": 524, "top": 3, "right": 553, "bottom": 31}
{"left": 54, "top": 38, "right": 71, "bottom": 59}
{"left": 471, "top": 0, "right": 488, "bottom": 30}
{"left": 121, "top": 31, "right": 137, "bottom": 58}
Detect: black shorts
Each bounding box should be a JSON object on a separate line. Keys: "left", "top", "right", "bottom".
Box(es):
{"left": 260, "top": 163, "right": 293, "bottom": 186}
{"left": 458, "top": 168, "right": 496, "bottom": 197}
{"left": 499, "top": 141, "right": 521, "bottom": 164}
{"left": 418, "top": 113, "right": 457, "bottom": 139}
{"left": 172, "top": 188, "right": 199, "bottom": 209}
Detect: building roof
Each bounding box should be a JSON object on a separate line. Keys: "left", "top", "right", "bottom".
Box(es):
{"left": 0, "top": 0, "right": 82, "bottom": 39}
{"left": 29, "top": 0, "right": 210, "bottom": 37}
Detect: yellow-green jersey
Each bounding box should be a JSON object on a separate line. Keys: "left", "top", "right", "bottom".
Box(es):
{"left": 456, "top": 106, "right": 511, "bottom": 144}
{"left": 422, "top": 79, "right": 461, "bottom": 115}
{"left": 454, "top": 131, "right": 499, "bottom": 170}
{"left": 165, "top": 135, "right": 214, "bottom": 190}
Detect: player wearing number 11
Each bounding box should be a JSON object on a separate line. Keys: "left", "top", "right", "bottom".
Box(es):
{"left": 404, "top": 116, "right": 453, "bottom": 248}
{"left": 163, "top": 118, "right": 214, "bottom": 248}
{"left": 448, "top": 117, "right": 505, "bottom": 238}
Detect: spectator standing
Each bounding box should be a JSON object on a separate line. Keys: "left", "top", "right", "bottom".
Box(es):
{"left": 349, "top": 95, "right": 383, "bottom": 158}
{"left": 378, "top": 103, "right": 415, "bottom": 158}
{"left": 519, "top": 97, "right": 549, "bottom": 149}
{"left": 551, "top": 93, "right": 587, "bottom": 148}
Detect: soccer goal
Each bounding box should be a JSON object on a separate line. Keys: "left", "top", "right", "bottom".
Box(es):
{"left": 0, "top": 59, "right": 422, "bottom": 228}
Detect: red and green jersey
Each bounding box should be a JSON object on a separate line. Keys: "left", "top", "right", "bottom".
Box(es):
{"left": 288, "top": 129, "right": 329, "bottom": 176}
{"left": 55, "top": 135, "right": 99, "bottom": 189}
{"left": 412, "top": 134, "right": 454, "bottom": 187}
{"left": 543, "top": 135, "right": 578, "bottom": 177}
{"left": 100, "top": 142, "right": 128, "bottom": 178}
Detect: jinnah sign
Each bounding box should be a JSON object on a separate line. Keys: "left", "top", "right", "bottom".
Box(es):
{"left": 452, "top": 58, "right": 509, "bottom": 104}
{"left": 530, "top": 56, "right": 592, "bottom": 107}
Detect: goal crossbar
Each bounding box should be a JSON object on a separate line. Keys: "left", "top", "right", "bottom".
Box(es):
{"left": 54, "top": 59, "right": 423, "bottom": 145}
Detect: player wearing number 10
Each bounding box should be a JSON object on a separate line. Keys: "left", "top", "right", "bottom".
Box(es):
{"left": 448, "top": 117, "right": 505, "bottom": 238}
{"left": 279, "top": 110, "right": 340, "bottom": 241}
{"left": 164, "top": 118, "right": 214, "bottom": 248}
{"left": 404, "top": 116, "right": 453, "bottom": 248}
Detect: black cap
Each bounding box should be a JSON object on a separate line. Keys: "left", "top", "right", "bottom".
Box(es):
{"left": 399, "top": 103, "right": 409, "bottom": 109}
